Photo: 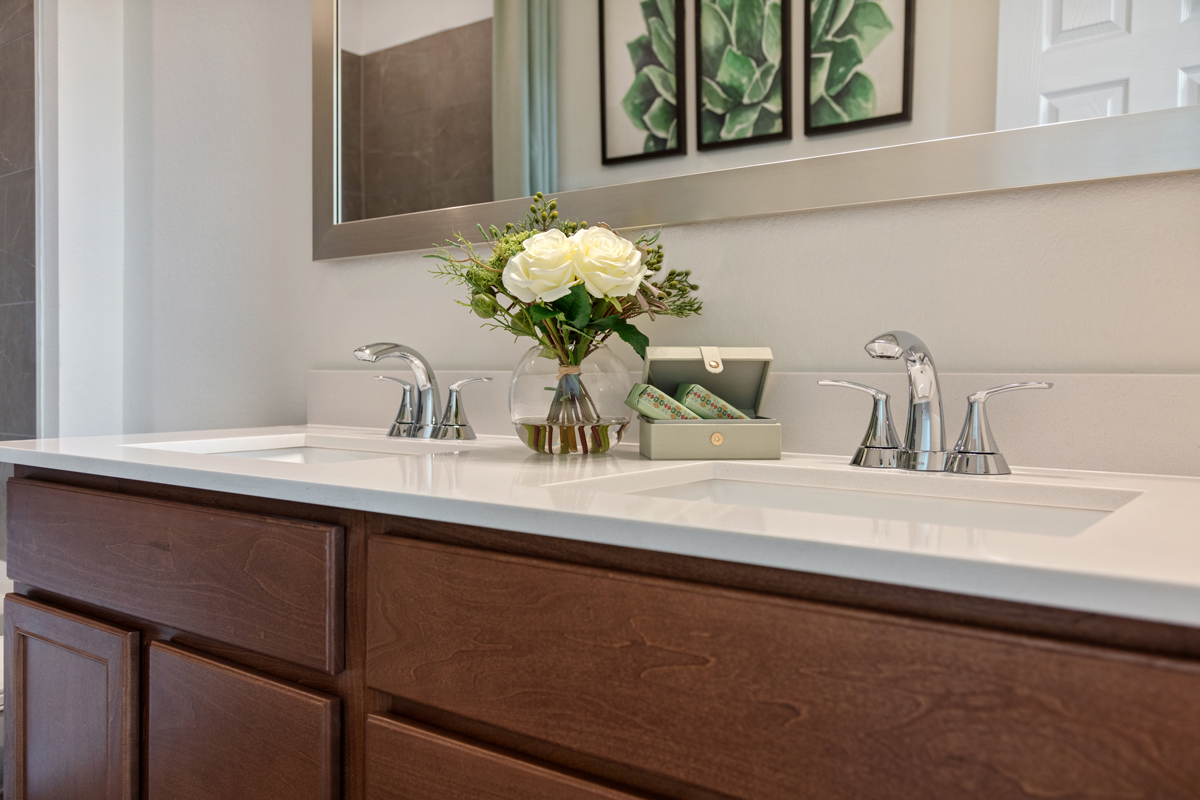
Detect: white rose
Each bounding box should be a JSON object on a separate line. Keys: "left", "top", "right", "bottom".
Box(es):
{"left": 502, "top": 229, "right": 580, "bottom": 303}
{"left": 570, "top": 226, "right": 646, "bottom": 298}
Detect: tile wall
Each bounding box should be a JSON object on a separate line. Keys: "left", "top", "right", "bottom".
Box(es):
{"left": 0, "top": 0, "right": 36, "bottom": 443}
{"left": 341, "top": 18, "right": 494, "bottom": 221}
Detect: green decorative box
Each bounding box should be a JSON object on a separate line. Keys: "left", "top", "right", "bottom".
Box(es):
{"left": 638, "top": 346, "right": 782, "bottom": 460}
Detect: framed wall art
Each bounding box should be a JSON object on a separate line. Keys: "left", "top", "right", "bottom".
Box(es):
{"left": 600, "top": 0, "right": 688, "bottom": 165}
{"left": 696, "top": 0, "right": 792, "bottom": 151}
{"left": 805, "top": 0, "right": 915, "bottom": 135}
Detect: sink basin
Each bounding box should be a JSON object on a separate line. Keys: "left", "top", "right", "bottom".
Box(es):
{"left": 550, "top": 462, "right": 1140, "bottom": 539}
{"left": 125, "top": 431, "right": 488, "bottom": 463}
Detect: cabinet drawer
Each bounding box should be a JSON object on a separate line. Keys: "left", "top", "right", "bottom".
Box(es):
{"left": 148, "top": 642, "right": 340, "bottom": 800}
{"left": 7, "top": 479, "right": 344, "bottom": 674}
{"left": 367, "top": 537, "right": 1200, "bottom": 800}
{"left": 365, "top": 714, "right": 638, "bottom": 800}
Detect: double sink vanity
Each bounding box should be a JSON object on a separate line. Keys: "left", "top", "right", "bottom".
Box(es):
{"left": 4, "top": 382, "right": 1200, "bottom": 798}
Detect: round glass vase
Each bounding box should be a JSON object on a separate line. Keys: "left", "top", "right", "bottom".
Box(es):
{"left": 509, "top": 344, "right": 634, "bottom": 455}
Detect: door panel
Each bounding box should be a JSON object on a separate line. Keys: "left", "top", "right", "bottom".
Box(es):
{"left": 3, "top": 594, "right": 139, "bottom": 800}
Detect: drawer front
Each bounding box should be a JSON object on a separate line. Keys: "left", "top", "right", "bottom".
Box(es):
{"left": 148, "top": 642, "right": 340, "bottom": 800}
{"left": 367, "top": 537, "right": 1200, "bottom": 800}
{"left": 366, "top": 714, "right": 638, "bottom": 800}
{"left": 7, "top": 479, "right": 344, "bottom": 674}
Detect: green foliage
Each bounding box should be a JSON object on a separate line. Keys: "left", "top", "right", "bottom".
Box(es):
{"left": 622, "top": 1, "right": 678, "bottom": 153}
{"left": 809, "top": 0, "right": 893, "bottom": 127}
{"left": 428, "top": 196, "right": 702, "bottom": 366}
{"left": 699, "top": 0, "right": 784, "bottom": 143}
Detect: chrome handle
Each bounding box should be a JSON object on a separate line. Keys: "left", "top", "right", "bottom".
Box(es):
{"left": 948, "top": 382, "right": 1054, "bottom": 475}
{"left": 375, "top": 376, "right": 415, "bottom": 438}
{"left": 818, "top": 379, "right": 901, "bottom": 468}
{"left": 435, "top": 377, "right": 493, "bottom": 440}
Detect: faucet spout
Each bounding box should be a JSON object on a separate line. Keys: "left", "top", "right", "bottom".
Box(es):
{"left": 353, "top": 343, "right": 441, "bottom": 438}
{"left": 864, "top": 331, "right": 948, "bottom": 471}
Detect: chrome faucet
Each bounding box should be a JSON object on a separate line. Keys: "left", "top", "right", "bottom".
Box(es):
{"left": 864, "top": 331, "right": 948, "bottom": 472}
{"left": 353, "top": 343, "right": 442, "bottom": 438}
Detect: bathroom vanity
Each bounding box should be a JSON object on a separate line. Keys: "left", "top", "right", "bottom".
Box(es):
{"left": 4, "top": 428, "right": 1200, "bottom": 799}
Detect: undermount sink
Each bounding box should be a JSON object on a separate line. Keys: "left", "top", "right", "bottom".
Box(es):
{"left": 125, "top": 431, "right": 487, "bottom": 463}
{"left": 550, "top": 461, "right": 1140, "bottom": 539}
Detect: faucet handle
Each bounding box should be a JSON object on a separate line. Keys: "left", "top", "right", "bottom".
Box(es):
{"left": 818, "top": 380, "right": 901, "bottom": 468}
{"left": 434, "top": 378, "right": 493, "bottom": 440}
{"left": 375, "top": 376, "right": 415, "bottom": 437}
{"left": 948, "top": 382, "right": 1052, "bottom": 475}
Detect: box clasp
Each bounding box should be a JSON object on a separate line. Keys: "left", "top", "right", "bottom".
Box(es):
{"left": 700, "top": 346, "right": 724, "bottom": 374}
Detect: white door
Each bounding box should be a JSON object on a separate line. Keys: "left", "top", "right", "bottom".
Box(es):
{"left": 996, "top": 0, "right": 1200, "bottom": 129}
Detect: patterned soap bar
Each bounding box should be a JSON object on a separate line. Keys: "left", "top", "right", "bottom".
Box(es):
{"left": 625, "top": 383, "right": 701, "bottom": 420}
{"left": 674, "top": 384, "right": 750, "bottom": 420}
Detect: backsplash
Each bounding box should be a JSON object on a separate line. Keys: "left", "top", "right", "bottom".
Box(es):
{"left": 309, "top": 370, "right": 1200, "bottom": 477}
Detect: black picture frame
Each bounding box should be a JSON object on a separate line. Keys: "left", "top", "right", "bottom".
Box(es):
{"left": 599, "top": 0, "right": 688, "bottom": 166}
{"left": 695, "top": 0, "right": 792, "bottom": 152}
{"left": 803, "top": 0, "right": 915, "bottom": 137}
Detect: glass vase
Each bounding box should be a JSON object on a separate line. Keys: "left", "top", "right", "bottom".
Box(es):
{"left": 509, "top": 344, "right": 633, "bottom": 455}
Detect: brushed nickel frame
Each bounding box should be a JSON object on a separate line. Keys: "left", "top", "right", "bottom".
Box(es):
{"left": 313, "top": 0, "right": 1200, "bottom": 261}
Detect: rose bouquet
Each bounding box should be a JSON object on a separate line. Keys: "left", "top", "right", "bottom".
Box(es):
{"left": 430, "top": 194, "right": 702, "bottom": 453}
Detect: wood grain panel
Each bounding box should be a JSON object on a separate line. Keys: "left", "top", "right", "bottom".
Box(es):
{"left": 6, "top": 478, "right": 344, "bottom": 673}
{"left": 3, "top": 594, "right": 139, "bottom": 800}
{"left": 147, "top": 642, "right": 340, "bottom": 799}
{"left": 367, "top": 537, "right": 1200, "bottom": 800}
{"left": 365, "top": 714, "right": 643, "bottom": 800}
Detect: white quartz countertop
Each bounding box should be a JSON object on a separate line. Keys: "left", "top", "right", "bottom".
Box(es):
{"left": 3, "top": 425, "right": 1199, "bottom": 628}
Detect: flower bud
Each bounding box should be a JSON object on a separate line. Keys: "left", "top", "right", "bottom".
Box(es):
{"left": 471, "top": 293, "right": 499, "bottom": 319}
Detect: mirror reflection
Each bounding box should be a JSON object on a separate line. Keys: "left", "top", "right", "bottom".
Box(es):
{"left": 337, "top": 0, "right": 1200, "bottom": 223}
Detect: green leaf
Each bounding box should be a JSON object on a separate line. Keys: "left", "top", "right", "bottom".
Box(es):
{"left": 762, "top": 0, "right": 783, "bottom": 64}
{"left": 824, "top": 37, "right": 863, "bottom": 96}
{"left": 640, "top": 0, "right": 662, "bottom": 25}
{"left": 762, "top": 69, "right": 784, "bottom": 113}
{"left": 810, "top": 0, "right": 835, "bottom": 49}
{"left": 644, "top": 133, "right": 668, "bottom": 152}
{"left": 529, "top": 305, "right": 564, "bottom": 326}
{"left": 835, "top": 2, "right": 892, "bottom": 57}
{"left": 667, "top": 119, "right": 678, "bottom": 149}
{"left": 716, "top": 0, "right": 735, "bottom": 19}
{"left": 721, "top": 103, "right": 761, "bottom": 139}
{"left": 743, "top": 61, "right": 777, "bottom": 104}
{"left": 809, "top": 51, "right": 831, "bottom": 100}
{"left": 810, "top": 95, "right": 849, "bottom": 127}
{"left": 552, "top": 284, "right": 592, "bottom": 330}
{"left": 699, "top": 1, "right": 733, "bottom": 76}
{"left": 715, "top": 47, "right": 756, "bottom": 98}
{"left": 833, "top": 71, "right": 876, "bottom": 120}
{"left": 656, "top": 0, "right": 676, "bottom": 30}
{"left": 642, "top": 65, "right": 677, "bottom": 105}
{"left": 700, "top": 108, "right": 724, "bottom": 144}
{"left": 753, "top": 106, "right": 783, "bottom": 136}
{"left": 626, "top": 34, "right": 659, "bottom": 73}
{"left": 649, "top": 17, "right": 676, "bottom": 68}
{"left": 731, "top": 0, "right": 765, "bottom": 63}
{"left": 622, "top": 70, "right": 659, "bottom": 132}
{"left": 643, "top": 96, "right": 676, "bottom": 139}
{"left": 702, "top": 76, "right": 737, "bottom": 114}
{"left": 828, "top": 0, "right": 856, "bottom": 39}
{"left": 593, "top": 317, "right": 650, "bottom": 359}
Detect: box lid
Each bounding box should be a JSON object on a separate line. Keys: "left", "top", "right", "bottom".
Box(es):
{"left": 641, "top": 346, "right": 773, "bottom": 416}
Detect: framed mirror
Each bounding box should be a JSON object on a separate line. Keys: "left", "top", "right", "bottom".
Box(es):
{"left": 313, "top": 0, "right": 1200, "bottom": 260}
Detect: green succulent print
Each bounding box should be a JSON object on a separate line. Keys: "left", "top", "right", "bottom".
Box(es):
{"left": 809, "top": 0, "right": 894, "bottom": 127}
{"left": 622, "top": 0, "right": 680, "bottom": 153}
{"left": 698, "top": 0, "right": 785, "bottom": 144}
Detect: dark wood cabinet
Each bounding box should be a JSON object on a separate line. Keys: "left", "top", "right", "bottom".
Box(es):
{"left": 148, "top": 642, "right": 341, "bottom": 799}
{"left": 3, "top": 594, "right": 139, "bottom": 800}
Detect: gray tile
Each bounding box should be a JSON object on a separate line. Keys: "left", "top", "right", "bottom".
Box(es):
{"left": 431, "top": 174, "right": 493, "bottom": 210}
{"left": 364, "top": 44, "right": 436, "bottom": 120}
{"left": 341, "top": 50, "right": 364, "bottom": 200}
{"left": 341, "top": 191, "right": 364, "bottom": 222}
{"left": 0, "top": 31, "right": 35, "bottom": 177}
{"left": 0, "top": 0, "right": 32, "bottom": 48}
{"left": 432, "top": 100, "right": 493, "bottom": 184}
{"left": 0, "top": 167, "right": 35, "bottom": 304}
{"left": 364, "top": 184, "right": 434, "bottom": 218}
{"left": 426, "top": 20, "right": 492, "bottom": 110}
{"left": 0, "top": 300, "right": 35, "bottom": 436}
{"left": 362, "top": 110, "right": 433, "bottom": 198}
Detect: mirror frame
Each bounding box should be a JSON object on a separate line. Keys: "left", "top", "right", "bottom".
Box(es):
{"left": 313, "top": 0, "right": 1200, "bottom": 261}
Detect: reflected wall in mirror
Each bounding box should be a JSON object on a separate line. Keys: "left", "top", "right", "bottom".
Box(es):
{"left": 334, "top": 0, "right": 1200, "bottom": 225}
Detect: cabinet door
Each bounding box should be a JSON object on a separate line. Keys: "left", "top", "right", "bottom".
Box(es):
{"left": 3, "top": 594, "right": 139, "bottom": 800}
{"left": 147, "top": 642, "right": 340, "bottom": 800}
{"left": 365, "top": 714, "right": 639, "bottom": 800}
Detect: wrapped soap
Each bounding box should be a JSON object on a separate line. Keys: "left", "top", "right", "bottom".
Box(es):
{"left": 675, "top": 384, "right": 750, "bottom": 420}
{"left": 625, "top": 383, "right": 701, "bottom": 420}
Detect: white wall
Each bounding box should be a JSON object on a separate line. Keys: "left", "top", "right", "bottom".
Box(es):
{"left": 339, "top": 0, "right": 492, "bottom": 56}
{"left": 42, "top": 0, "right": 1200, "bottom": 462}
{"left": 558, "top": 0, "right": 999, "bottom": 192}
